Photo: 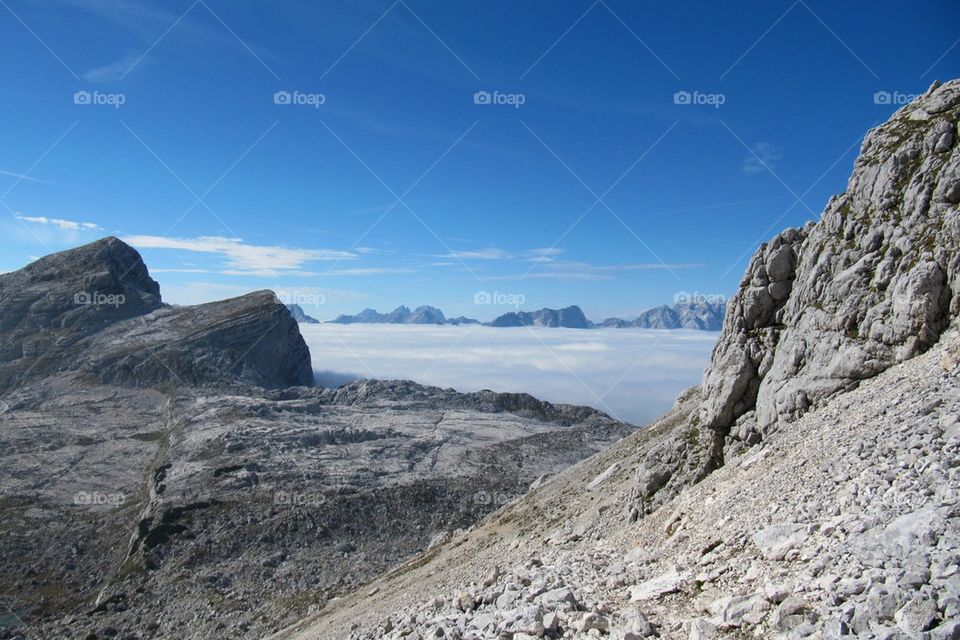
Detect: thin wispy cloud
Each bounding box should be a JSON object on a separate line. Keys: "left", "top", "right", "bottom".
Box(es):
{"left": 15, "top": 213, "right": 102, "bottom": 231}
{"left": 440, "top": 248, "right": 513, "bottom": 260}
{"left": 438, "top": 247, "right": 566, "bottom": 262}
{"left": 121, "top": 235, "right": 357, "bottom": 275}
{"left": 325, "top": 267, "right": 418, "bottom": 276}
{"left": 743, "top": 142, "right": 784, "bottom": 175}
{"left": 512, "top": 261, "right": 705, "bottom": 282}
{"left": 82, "top": 52, "right": 144, "bottom": 82}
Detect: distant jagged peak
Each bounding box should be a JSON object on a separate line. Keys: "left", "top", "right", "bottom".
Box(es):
{"left": 486, "top": 305, "right": 589, "bottom": 328}
{"left": 327, "top": 305, "right": 473, "bottom": 325}
{"left": 286, "top": 304, "right": 319, "bottom": 323}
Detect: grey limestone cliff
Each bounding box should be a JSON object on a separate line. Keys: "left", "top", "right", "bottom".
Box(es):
{"left": 630, "top": 80, "right": 960, "bottom": 514}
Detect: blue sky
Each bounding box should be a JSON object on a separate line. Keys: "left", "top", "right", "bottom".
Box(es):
{"left": 1, "top": 0, "right": 957, "bottom": 321}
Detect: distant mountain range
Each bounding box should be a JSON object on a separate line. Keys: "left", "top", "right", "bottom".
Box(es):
{"left": 310, "top": 300, "right": 726, "bottom": 330}
{"left": 487, "top": 305, "right": 590, "bottom": 328}
{"left": 595, "top": 300, "right": 726, "bottom": 331}
{"left": 328, "top": 305, "right": 481, "bottom": 326}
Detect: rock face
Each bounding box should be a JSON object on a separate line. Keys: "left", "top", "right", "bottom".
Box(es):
{"left": 0, "top": 239, "right": 633, "bottom": 639}
{"left": 82, "top": 290, "right": 315, "bottom": 388}
{"left": 286, "top": 304, "right": 319, "bottom": 323}
{"left": 487, "top": 305, "right": 590, "bottom": 328}
{"left": 627, "top": 80, "right": 960, "bottom": 511}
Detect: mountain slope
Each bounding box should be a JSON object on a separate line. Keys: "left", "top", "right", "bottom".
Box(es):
{"left": 273, "top": 331, "right": 959, "bottom": 640}
{"left": 272, "top": 79, "right": 960, "bottom": 640}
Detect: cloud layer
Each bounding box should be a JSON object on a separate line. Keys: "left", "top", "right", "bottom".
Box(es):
{"left": 301, "top": 324, "right": 717, "bottom": 425}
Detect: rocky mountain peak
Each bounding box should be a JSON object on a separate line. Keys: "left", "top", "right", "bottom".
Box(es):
{"left": 632, "top": 79, "right": 960, "bottom": 509}
{"left": 0, "top": 238, "right": 312, "bottom": 391}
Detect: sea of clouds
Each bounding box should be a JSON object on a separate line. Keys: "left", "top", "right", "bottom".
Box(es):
{"left": 300, "top": 324, "right": 718, "bottom": 425}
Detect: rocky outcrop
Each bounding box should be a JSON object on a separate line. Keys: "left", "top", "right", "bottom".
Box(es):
{"left": 700, "top": 80, "right": 959, "bottom": 466}
{"left": 487, "top": 305, "right": 590, "bottom": 328}
{"left": 0, "top": 237, "right": 313, "bottom": 390}
{"left": 628, "top": 80, "right": 960, "bottom": 512}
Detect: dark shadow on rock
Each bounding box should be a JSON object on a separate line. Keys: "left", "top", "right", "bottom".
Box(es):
{"left": 314, "top": 369, "right": 363, "bottom": 389}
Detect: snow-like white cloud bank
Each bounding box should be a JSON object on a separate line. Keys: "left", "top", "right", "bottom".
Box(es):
{"left": 300, "top": 325, "right": 718, "bottom": 426}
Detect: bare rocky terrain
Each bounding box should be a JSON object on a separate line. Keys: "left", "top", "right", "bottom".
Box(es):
{"left": 269, "top": 80, "right": 960, "bottom": 639}
{"left": 3, "top": 78, "right": 958, "bottom": 640}
{"left": 0, "top": 241, "right": 633, "bottom": 639}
